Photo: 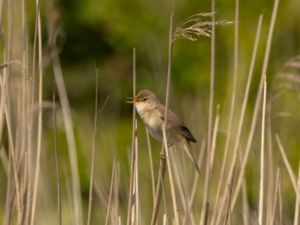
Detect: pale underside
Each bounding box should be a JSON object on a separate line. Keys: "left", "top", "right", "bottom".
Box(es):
{"left": 135, "top": 102, "right": 195, "bottom": 146}
{"left": 134, "top": 100, "right": 200, "bottom": 173}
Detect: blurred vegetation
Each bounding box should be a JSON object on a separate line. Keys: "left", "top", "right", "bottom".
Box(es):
{"left": 44, "top": 0, "right": 300, "bottom": 166}
{"left": 1, "top": 0, "right": 300, "bottom": 224}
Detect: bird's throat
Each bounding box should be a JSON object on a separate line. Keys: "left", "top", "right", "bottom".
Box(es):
{"left": 135, "top": 104, "right": 163, "bottom": 131}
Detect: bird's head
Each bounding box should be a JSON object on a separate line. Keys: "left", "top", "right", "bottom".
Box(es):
{"left": 126, "top": 89, "right": 159, "bottom": 113}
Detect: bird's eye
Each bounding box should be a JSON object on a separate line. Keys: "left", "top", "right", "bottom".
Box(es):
{"left": 142, "top": 98, "right": 147, "bottom": 102}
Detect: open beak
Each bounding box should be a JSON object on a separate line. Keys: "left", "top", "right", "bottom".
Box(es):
{"left": 126, "top": 97, "right": 136, "bottom": 104}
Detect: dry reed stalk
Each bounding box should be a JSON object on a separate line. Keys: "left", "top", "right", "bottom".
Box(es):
{"left": 25, "top": 46, "right": 34, "bottom": 225}
{"left": 134, "top": 119, "right": 140, "bottom": 225}
{"left": 0, "top": 0, "right": 4, "bottom": 26}
{"left": 150, "top": 9, "right": 174, "bottom": 225}
{"left": 201, "top": 0, "right": 215, "bottom": 224}
{"left": 225, "top": 15, "right": 263, "bottom": 212}
{"left": 15, "top": 91, "right": 22, "bottom": 164}
{"left": 94, "top": 179, "right": 109, "bottom": 210}
{"left": 210, "top": 105, "right": 220, "bottom": 168}
{"left": 12, "top": 8, "right": 27, "bottom": 225}
{"left": 293, "top": 163, "right": 300, "bottom": 225}
{"left": 0, "top": 147, "right": 8, "bottom": 174}
{"left": 26, "top": 5, "right": 37, "bottom": 222}
{"left": 278, "top": 173, "right": 283, "bottom": 225}
{"left": 163, "top": 213, "right": 167, "bottom": 225}
{"left": 229, "top": 0, "right": 280, "bottom": 214}
{"left": 242, "top": 179, "right": 249, "bottom": 225}
{"left": 170, "top": 148, "right": 193, "bottom": 225}
{"left": 215, "top": 13, "right": 265, "bottom": 224}
{"left": 270, "top": 169, "right": 280, "bottom": 225}
{"left": 162, "top": 189, "right": 169, "bottom": 223}
{"left": 1, "top": 0, "right": 24, "bottom": 223}
{"left": 266, "top": 89, "right": 275, "bottom": 225}
{"left": 26, "top": 63, "right": 36, "bottom": 220}
{"left": 53, "top": 52, "right": 83, "bottom": 225}
{"left": 227, "top": 58, "right": 265, "bottom": 213}
{"left": 275, "top": 135, "right": 300, "bottom": 200}
{"left": 16, "top": 1, "right": 28, "bottom": 211}
{"left": 171, "top": 152, "right": 194, "bottom": 225}
{"left": 223, "top": 167, "right": 235, "bottom": 225}
{"left": 218, "top": 0, "right": 278, "bottom": 219}
{"left": 145, "top": 127, "right": 156, "bottom": 203}
{"left": 3, "top": 172, "right": 14, "bottom": 225}
{"left": 1, "top": 74, "right": 23, "bottom": 224}
{"left": 21, "top": 0, "right": 26, "bottom": 134}
{"left": 213, "top": 0, "right": 239, "bottom": 216}
{"left": 163, "top": 127, "right": 179, "bottom": 225}
{"left": 2, "top": 82, "right": 17, "bottom": 225}
{"left": 188, "top": 139, "right": 206, "bottom": 207}
{"left": 257, "top": 9, "right": 280, "bottom": 206}
{"left": 105, "top": 160, "right": 117, "bottom": 225}
{"left": 87, "top": 69, "right": 99, "bottom": 225}
{"left": 113, "top": 163, "right": 120, "bottom": 225}
{"left": 150, "top": 146, "right": 167, "bottom": 225}
{"left": 258, "top": 77, "right": 267, "bottom": 225}
{"left": 20, "top": 1, "right": 29, "bottom": 223}
{"left": 170, "top": 150, "right": 184, "bottom": 190}
{"left": 53, "top": 89, "right": 62, "bottom": 225}
{"left": 162, "top": 9, "right": 174, "bottom": 144}
{"left": 126, "top": 48, "right": 137, "bottom": 225}
{"left": 0, "top": 79, "right": 5, "bottom": 146}
{"left": 30, "top": 0, "right": 44, "bottom": 224}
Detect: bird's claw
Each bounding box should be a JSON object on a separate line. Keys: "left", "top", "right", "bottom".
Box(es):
{"left": 160, "top": 152, "right": 166, "bottom": 159}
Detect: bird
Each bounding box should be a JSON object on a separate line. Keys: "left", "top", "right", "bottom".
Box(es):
{"left": 127, "top": 89, "right": 200, "bottom": 173}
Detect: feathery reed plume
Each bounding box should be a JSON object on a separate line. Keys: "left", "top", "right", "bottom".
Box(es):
{"left": 173, "top": 12, "right": 232, "bottom": 42}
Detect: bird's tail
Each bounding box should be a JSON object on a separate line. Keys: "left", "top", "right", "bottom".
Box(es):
{"left": 183, "top": 142, "right": 200, "bottom": 174}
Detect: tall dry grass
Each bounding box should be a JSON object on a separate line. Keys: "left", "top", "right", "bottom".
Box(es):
{"left": 0, "top": 0, "right": 300, "bottom": 225}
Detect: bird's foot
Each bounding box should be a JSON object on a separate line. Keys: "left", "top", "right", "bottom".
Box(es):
{"left": 160, "top": 152, "right": 166, "bottom": 159}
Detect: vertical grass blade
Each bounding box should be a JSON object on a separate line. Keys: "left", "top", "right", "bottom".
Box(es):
{"left": 53, "top": 55, "right": 83, "bottom": 225}
{"left": 258, "top": 76, "right": 267, "bottom": 225}
{"left": 127, "top": 48, "right": 137, "bottom": 225}
{"left": 87, "top": 69, "right": 100, "bottom": 225}
{"left": 30, "top": 0, "right": 44, "bottom": 224}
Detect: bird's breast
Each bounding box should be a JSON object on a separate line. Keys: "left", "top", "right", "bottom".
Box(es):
{"left": 143, "top": 111, "right": 164, "bottom": 142}
{"left": 141, "top": 110, "right": 163, "bottom": 130}
{"left": 135, "top": 104, "right": 164, "bottom": 141}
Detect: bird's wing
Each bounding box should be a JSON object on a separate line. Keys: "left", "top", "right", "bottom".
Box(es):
{"left": 157, "top": 105, "right": 197, "bottom": 143}
{"left": 177, "top": 125, "right": 197, "bottom": 143}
